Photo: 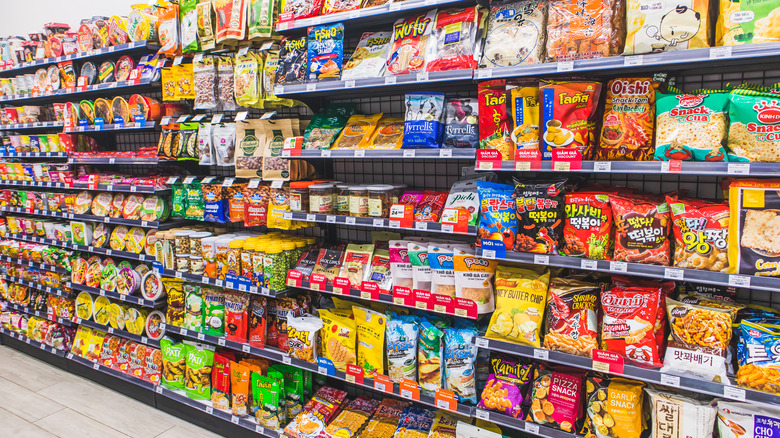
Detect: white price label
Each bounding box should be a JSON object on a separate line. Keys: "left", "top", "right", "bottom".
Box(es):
{"left": 477, "top": 69, "right": 493, "bottom": 79}
{"left": 326, "top": 215, "right": 336, "bottom": 223}
{"left": 318, "top": 366, "right": 327, "bottom": 374}
{"left": 724, "top": 385, "right": 746, "bottom": 401}
{"left": 610, "top": 261, "right": 628, "bottom": 272}
{"left": 660, "top": 374, "right": 680, "bottom": 388}
{"left": 197, "top": 333, "right": 205, "bottom": 340}
{"left": 373, "top": 219, "right": 384, "bottom": 227}
{"left": 271, "top": 180, "right": 284, "bottom": 189}
{"left": 242, "top": 344, "right": 251, "bottom": 352}
{"left": 216, "top": 280, "right": 224, "bottom": 286}
{"left": 211, "top": 114, "right": 223, "bottom": 124}
{"left": 525, "top": 423, "right": 539, "bottom": 434}
{"left": 231, "top": 416, "right": 240, "bottom": 425}
{"left": 218, "top": 338, "right": 226, "bottom": 346}
{"left": 389, "top": 220, "right": 401, "bottom": 228}
{"left": 345, "top": 216, "right": 356, "bottom": 225}
{"left": 222, "top": 177, "right": 235, "bottom": 187}
{"left": 344, "top": 80, "right": 355, "bottom": 88}
{"left": 729, "top": 275, "right": 751, "bottom": 287}
{"left": 375, "top": 381, "right": 386, "bottom": 392}
{"left": 557, "top": 61, "right": 574, "bottom": 72}
{"left": 179, "top": 327, "right": 187, "bottom": 335}
{"left": 534, "top": 255, "right": 549, "bottom": 265}
{"left": 403, "top": 150, "right": 415, "bottom": 158}
{"left": 201, "top": 177, "right": 215, "bottom": 183}
{"left": 476, "top": 409, "right": 490, "bottom": 420}
{"left": 710, "top": 46, "right": 733, "bottom": 59}
{"left": 439, "top": 149, "right": 452, "bottom": 158}
{"left": 256, "top": 426, "right": 265, "bottom": 434}
{"left": 664, "top": 268, "right": 684, "bottom": 280}
{"left": 283, "top": 356, "right": 292, "bottom": 364}
{"left": 400, "top": 389, "right": 413, "bottom": 399}
{"left": 416, "top": 72, "right": 428, "bottom": 82}
{"left": 593, "top": 161, "right": 612, "bottom": 172}
{"left": 67, "top": 353, "right": 74, "bottom": 360}
{"left": 533, "top": 349, "right": 549, "bottom": 360}
{"left": 728, "top": 163, "right": 750, "bottom": 175}
{"left": 581, "top": 259, "right": 598, "bottom": 270}
{"left": 306, "top": 83, "right": 316, "bottom": 92}
{"left": 248, "top": 179, "right": 260, "bottom": 188}
{"left": 93, "top": 363, "right": 100, "bottom": 370}
{"left": 283, "top": 212, "right": 293, "bottom": 220}
{"left": 206, "top": 406, "right": 213, "bottom": 414}
{"left": 482, "top": 250, "right": 496, "bottom": 259}
{"left": 142, "top": 337, "right": 148, "bottom": 344}
{"left": 475, "top": 337, "right": 489, "bottom": 348}
{"left": 183, "top": 176, "right": 196, "bottom": 184}
{"left": 415, "top": 222, "right": 428, "bottom": 230}
{"left": 624, "top": 55, "right": 643, "bottom": 66}
{"left": 354, "top": 150, "right": 365, "bottom": 157}
{"left": 235, "top": 111, "right": 248, "bottom": 122}
{"left": 306, "top": 214, "right": 316, "bottom": 221}
{"left": 321, "top": 150, "right": 331, "bottom": 157}
{"left": 441, "top": 224, "right": 454, "bottom": 233}
{"left": 385, "top": 76, "right": 397, "bottom": 85}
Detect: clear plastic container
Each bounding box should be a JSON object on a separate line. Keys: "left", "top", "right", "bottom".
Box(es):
{"left": 251, "top": 240, "right": 266, "bottom": 287}
{"left": 173, "top": 230, "right": 193, "bottom": 255}
{"left": 309, "top": 183, "right": 335, "bottom": 214}
{"left": 263, "top": 244, "right": 284, "bottom": 291}
{"left": 202, "top": 236, "right": 219, "bottom": 277}
{"left": 176, "top": 254, "right": 190, "bottom": 273}
{"left": 290, "top": 181, "right": 314, "bottom": 212}
{"left": 190, "top": 256, "right": 204, "bottom": 275}
{"left": 189, "top": 231, "right": 212, "bottom": 258}
{"left": 336, "top": 184, "right": 350, "bottom": 213}
{"left": 392, "top": 184, "right": 407, "bottom": 205}
{"left": 349, "top": 185, "right": 369, "bottom": 217}
{"left": 241, "top": 240, "right": 255, "bottom": 280}
{"left": 227, "top": 240, "right": 244, "bottom": 277}
{"left": 367, "top": 184, "right": 394, "bottom": 218}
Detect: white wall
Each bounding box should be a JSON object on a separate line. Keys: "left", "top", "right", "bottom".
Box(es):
{"left": 0, "top": 0, "right": 141, "bottom": 37}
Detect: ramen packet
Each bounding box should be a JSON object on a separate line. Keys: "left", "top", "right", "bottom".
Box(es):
{"left": 443, "top": 98, "right": 479, "bottom": 149}
{"left": 387, "top": 10, "right": 437, "bottom": 75}
{"left": 307, "top": 23, "right": 344, "bottom": 82}
{"left": 276, "top": 36, "right": 307, "bottom": 85}
{"left": 342, "top": 32, "right": 392, "bottom": 80}
{"left": 403, "top": 93, "right": 445, "bottom": 148}
{"left": 426, "top": 7, "right": 479, "bottom": 72}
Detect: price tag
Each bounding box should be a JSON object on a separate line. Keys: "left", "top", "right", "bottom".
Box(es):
{"left": 218, "top": 338, "right": 226, "bottom": 346}
{"left": 197, "top": 333, "right": 205, "bottom": 341}
{"left": 476, "top": 409, "right": 490, "bottom": 420}
{"left": 557, "top": 61, "right": 574, "bottom": 72}
{"left": 525, "top": 423, "right": 539, "bottom": 434}
{"left": 201, "top": 176, "right": 216, "bottom": 184}
{"left": 728, "top": 163, "right": 750, "bottom": 175}
{"left": 271, "top": 180, "right": 284, "bottom": 188}
{"left": 325, "top": 215, "right": 336, "bottom": 223}
{"left": 173, "top": 56, "right": 184, "bottom": 66}
{"left": 400, "top": 379, "right": 420, "bottom": 400}
{"left": 710, "top": 46, "right": 732, "bottom": 59}
{"left": 664, "top": 268, "right": 684, "bottom": 280}
{"left": 235, "top": 111, "right": 248, "bottom": 122}
{"left": 346, "top": 364, "right": 364, "bottom": 384}
{"left": 242, "top": 344, "right": 251, "bottom": 352}
{"left": 403, "top": 150, "right": 415, "bottom": 158}
{"left": 354, "top": 150, "right": 365, "bottom": 157}
{"left": 222, "top": 177, "right": 235, "bottom": 187}
{"left": 321, "top": 150, "right": 331, "bottom": 157}
{"left": 414, "top": 222, "right": 428, "bottom": 231}
{"left": 283, "top": 356, "right": 292, "bottom": 364}
{"left": 344, "top": 80, "right": 355, "bottom": 88}
{"left": 306, "top": 83, "right": 316, "bottom": 92}
{"left": 183, "top": 176, "right": 196, "bottom": 184}
{"left": 435, "top": 389, "right": 457, "bottom": 411}
{"left": 534, "top": 349, "right": 549, "bottom": 360}
{"left": 306, "top": 214, "right": 316, "bottom": 221}
{"left": 384, "top": 76, "right": 397, "bottom": 85}
{"left": 724, "top": 385, "right": 746, "bottom": 401}
{"left": 592, "top": 349, "right": 625, "bottom": 374}
{"left": 610, "top": 261, "right": 628, "bottom": 272}
{"left": 416, "top": 72, "right": 429, "bottom": 82}
{"left": 179, "top": 327, "right": 187, "bottom": 335}
{"left": 93, "top": 363, "right": 100, "bottom": 370}
{"left": 729, "top": 275, "right": 751, "bottom": 287}
{"left": 231, "top": 415, "right": 240, "bottom": 425}
{"left": 211, "top": 114, "right": 223, "bottom": 124}
{"left": 475, "top": 337, "right": 489, "bottom": 348}
{"left": 593, "top": 161, "right": 612, "bottom": 172}
{"left": 256, "top": 426, "right": 265, "bottom": 434}
{"left": 248, "top": 179, "right": 260, "bottom": 188}
{"left": 624, "top": 55, "right": 643, "bottom": 66}
{"left": 206, "top": 406, "right": 213, "bottom": 414}
{"left": 237, "top": 46, "right": 250, "bottom": 56}
{"left": 534, "top": 255, "right": 549, "bottom": 265}
{"left": 660, "top": 374, "right": 680, "bottom": 388}
{"left": 345, "top": 216, "right": 356, "bottom": 225}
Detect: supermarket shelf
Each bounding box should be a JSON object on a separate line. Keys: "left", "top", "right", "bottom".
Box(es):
{"left": 5, "top": 302, "right": 75, "bottom": 326}
{"left": 489, "top": 249, "right": 769, "bottom": 292}
{"left": 476, "top": 408, "right": 575, "bottom": 438}
{"left": 0, "top": 327, "right": 67, "bottom": 357}
{"left": 0, "top": 180, "right": 69, "bottom": 189}
{"left": 68, "top": 156, "right": 160, "bottom": 165}
{"left": 485, "top": 160, "right": 780, "bottom": 176}
{"left": 282, "top": 149, "right": 477, "bottom": 159}
{"left": 67, "top": 352, "right": 158, "bottom": 391}
{"left": 275, "top": 0, "right": 473, "bottom": 33}
{"left": 0, "top": 206, "right": 177, "bottom": 229}
{"left": 157, "top": 267, "right": 285, "bottom": 298}
{"left": 283, "top": 212, "right": 476, "bottom": 236}
{"left": 476, "top": 42, "right": 780, "bottom": 80}
{"left": 70, "top": 182, "right": 168, "bottom": 194}
{"left": 0, "top": 273, "right": 71, "bottom": 298}
{"left": 476, "top": 337, "right": 777, "bottom": 409}
{"left": 7, "top": 233, "right": 150, "bottom": 263}
{"left": 0, "top": 121, "right": 65, "bottom": 131}
{"left": 0, "top": 255, "right": 68, "bottom": 273}
{"left": 274, "top": 69, "right": 474, "bottom": 98}
{"left": 0, "top": 79, "right": 158, "bottom": 104}
{"left": 170, "top": 323, "right": 475, "bottom": 416}
{"left": 66, "top": 281, "right": 162, "bottom": 309}
{"left": 77, "top": 317, "right": 160, "bottom": 348}
{"left": 64, "top": 121, "right": 157, "bottom": 133}
{"left": 0, "top": 151, "right": 68, "bottom": 158}
{"left": 0, "top": 41, "right": 159, "bottom": 75}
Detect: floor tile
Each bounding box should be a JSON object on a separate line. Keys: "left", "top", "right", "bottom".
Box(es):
{"left": 0, "top": 345, "right": 69, "bottom": 392}
{"left": 0, "top": 407, "right": 57, "bottom": 438}
{"left": 35, "top": 408, "right": 133, "bottom": 438}
{"left": 155, "top": 425, "right": 224, "bottom": 438}
{"left": 0, "top": 376, "right": 65, "bottom": 422}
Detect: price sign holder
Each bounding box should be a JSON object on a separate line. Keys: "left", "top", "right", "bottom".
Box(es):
{"left": 476, "top": 149, "right": 502, "bottom": 170}
{"left": 346, "top": 364, "right": 365, "bottom": 384}
{"left": 389, "top": 204, "right": 414, "bottom": 229}
{"left": 392, "top": 286, "right": 413, "bottom": 306}
{"left": 332, "top": 277, "right": 351, "bottom": 295}
{"left": 592, "top": 349, "right": 625, "bottom": 375}
{"left": 413, "top": 289, "right": 433, "bottom": 311}
{"left": 286, "top": 270, "right": 303, "bottom": 288}
{"left": 359, "top": 281, "right": 380, "bottom": 300}
{"left": 515, "top": 149, "right": 542, "bottom": 171}
{"left": 435, "top": 388, "right": 457, "bottom": 412}
{"left": 310, "top": 273, "right": 327, "bottom": 291}
{"left": 551, "top": 148, "right": 582, "bottom": 171}
{"left": 399, "top": 379, "right": 421, "bottom": 401}
{"left": 374, "top": 374, "right": 393, "bottom": 394}
{"left": 440, "top": 208, "right": 469, "bottom": 234}
{"left": 432, "top": 294, "right": 454, "bottom": 315}
{"left": 282, "top": 136, "right": 303, "bottom": 156}
{"left": 454, "top": 297, "right": 478, "bottom": 319}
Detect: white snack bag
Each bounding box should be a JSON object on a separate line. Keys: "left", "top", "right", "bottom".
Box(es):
{"left": 341, "top": 32, "right": 392, "bottom": 80}
{"left": 645, "top": 388, "right": 716, "bottom": 438}
{"left": 198, "top": 123, "right": 213, "bottom": 165}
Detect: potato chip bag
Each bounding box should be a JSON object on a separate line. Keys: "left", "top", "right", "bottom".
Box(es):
{"left": 161, "top": 337, "right": 186, "bottom": 390}
{"left": 418, "top": 318, "right": 445, "bottom": 395}
{"left": 601, "top": 286, "right": 662, "bottom": 366}
{"left": 717, "top": 0, "right": 780, "bottom": 45}
{"left": 319, "top": 309, "right": 357, "bottom": 373}
{"left": 581, "top": 375, "right": 645, "bottom": 438}
{"left": 487, "top": 265, "right": 550, "bottom": 346}
{"left": 561, "top": 192, "right": 613, "bottom": 260}
{"left": 478, "top": 352, "right": 533, "bottom": 418}
{"left": 540, "top": 81, "right": 602, "bottom": 160}
{"left": 387, "top": 11, "right": 437, "bottom": 75}
{"left": 333, "top": 114, "right": 382, "bottom": 149}
{"left": 525, "top": 365, "right": 584, "bottom": 432}
{"left": 353, "top": 306, "right": 386, "bottom": 377}
{"left": 386, "top": 312, "right": 419, "bottom": 383}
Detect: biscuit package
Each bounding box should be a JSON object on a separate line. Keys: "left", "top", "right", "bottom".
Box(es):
{"left": 359, "top": 399, "right": 410, "bottom": 438}
{"left": 387, "top": 312, "right": 419, "bottom": 383}
{"left": 454, "top": 253, "right": 498, "bottom": 314}
{"left": 354, "top": 306, "right": 386, "bottom": 377}
{"left": 477, "top": 353, "right": 533, "bottom": 418}
{"left": 487, "top": 265, "right": 549, "bottom": 347}
{"left": 319, "top": 309, "right": 357, "bottom": 372}
{"left": 654, "top": 89, "right": 729, "bottom": 161}
{"left": 395, "top": 406, "right": 436, "bottom": 438}
{"left": 418, "top": 318, "right": 444, "bottom": 394}
{"left": 644, "top": 388, "right": 717, "bottom": 438}
{"left": 525, "top": 365, "right": 585, "bottom": 433}
{"left": 544, "top": 278, "right": 601, "bottom": 357}
{"left": 581, "top": 375, "right": 645, "bottom": 438}
{"left": 728, "top": 179, "right": 780, "bottom": 276}
{"left": 546, "top": 0, "right": 625, "bottom": 61}
{"left": 443, "top": 322, "right": 478, "bottom": 404}
{"left": 307, "top": 23, "right": 344, "bottom": 82}
{"left": 728, "top": 85, "right": 780, "bottom": 162}
{"left": 625, "top": 0, "right": 710, "bottom": 54}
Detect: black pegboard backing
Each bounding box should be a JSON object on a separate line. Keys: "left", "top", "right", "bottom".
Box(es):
{"left": 334, "top": 225, "right": 473, "bottom": 245}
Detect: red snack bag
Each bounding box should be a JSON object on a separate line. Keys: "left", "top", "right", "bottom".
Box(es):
{"left": 127, "top": 343, "right": 146, "bottom": 380}
{"left": 561, "top": 192, "right": 613, "bottom": 260}
{"left": 600, "top": 286, "right": 662, "bottom": 367}
{"left": 610, "top": 193, "right": 671, "bottom": 266}
{"left": 426, "top": 7, "right": 479, "bottom": 73}
{"left": 268, "top": 297, "right": 302, "bottom": 352}
{"left": 544, "top": 278, "right": 601, "bottom": 358}
{"left": 211, "top": 352, "right": 232, "bottom": 410}
{"left": 413, "top": 190, "right": 448, "bottom": 222}
{"left": 244, "top": 185, "right": 269, "bottom": 227}
{"left": 249, "top": 296, "right": 267, "bottom": 348}
{"left": 144, "top": 348, "right": 162, "bottom": 384}
{"left": 665, "top": 195, "right": 729, "bottom": 272}
{"left": 479, "top": 80, "right": 512, "bottom": 160}
{"left": 399, "top": 190, "right": 424, "bottom": 206}
{"left": 611, "top": 275, "right": 674, "bottom": 358}
{"left": 100, "top": 335, "right": 121, "bottom": 368}
{"left": 113, "top": 338, "right": 130, "bottom": 372}
{"left": 540, "top": 81, "right": 602, "bottom": 160}
{"left": 224, "top": 291, "right": 250, "bottom": 342}
{"left": 280, "top": 0, "right": 324, "bottom": 21}
{"left": 525, "top": 364, "right": 585, "bottom": 433}
{"left": 227, "top": 184, "right": 247, "bottom": 222}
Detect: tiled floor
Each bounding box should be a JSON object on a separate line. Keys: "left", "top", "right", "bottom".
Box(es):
{"left": 0, "top": 344, "right": 225, "bottom": 438}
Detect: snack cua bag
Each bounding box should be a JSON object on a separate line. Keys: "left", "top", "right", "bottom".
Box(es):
{"left": 728, "top": 84, "right": 780, "bottom": 162}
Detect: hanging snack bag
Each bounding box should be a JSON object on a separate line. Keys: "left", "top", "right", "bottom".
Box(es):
{"left": 581, "top": 375, "right": 645, "bottom": 438}
{"left": 390, "top": 240, "right": 414, "bottom": 289}
{"left": 625, "top": 0, "right": 710, "bottom": 54}
{"left": 248, "top": 0, "right": 275, "bottom": 39}
{"left": 487, "top": 265, "right": 549, "bottom": 346}
{"left": 601, "top": 286, "right": 662, "bottom": 366}
{"left": 342, "top": 32, "right": 392, "bottom": 80}
{"left": 217, "top": 56, "right": 238, "bottom": 111}
{"left": 478, "top": 80, "right": 513, "bottom": 160}
{"left": 561, "top": 192, "right": 613, "bottom": 260}
{"left": 418, "top": 318, "right": 445, "bottom": 395}
{"left": 307, "top": 23, "right": 344, "bottom": 82}
{"left": 281, "top": 0, "right": 323, "bottom": 21}
{"left": 234, "top": 52, "right": 261, "bottom": 107}
{"left": 408, "top": 242, "right": 432, "bottom": 291}
{"left": 442, "top": 98, "right": 479, "bottom": 149}
{"left": 338, "top": 243, "right": 375, "bottom": 288}
{"left": 654, "top": 89, "right": 730, "bottom": 161}
{"left": 214, "top": 0, "right": 247, "bottom": 43}
{"left": 478, "top": 353, "right": 533, "bottom": 418}
{"left": 426, "top": 7, "right": 479, "bottom": 72}
{"left": 597, "top": 76, "right": 664, "bottom": 161}
{"left": 333, "top": 114, "right": 382, "bottom": 149}
{"left": 276, "top": 36, "right": 307, "bottom": 85}
{"left": 184, "top": 342, "right": 215, "bottom": 400}
{"left": 366, "top": 117, "right": 404, "bottom": 149}
{"left": 540, "top": 81, "right": 602, "bottom": 160}
{"left": 666, "top": 195, "right": 729, "bottom": 272}
{"left": 544, "top": 277, "right": 601, "bottom": 357}
{"left": 525, "top": 365, "right": 584, "bottom": 432}
{"left": 386, "top": 312, "right": 419, "bottom": 383}
{"left": 249, "top": 296, "right": 267, "bottom": 348}
{"left": 387, "top": 10, "right": 437, "bottom": 75}
{"left": 319, "top": 309, "right": 357, "bottom": 372}
{"left": 212, "top": 123, "right": 237, "bottom": 167}
{"left": 365, "top": 249, "right": 392, "bottom": 291}
{"left": 507, "top": 81, "right": 540, "bottom": 151}
{"left": 546, "top": 0, "right": 625, "bottom": 61}
{"left": 353, "top": 306, "right": 386, "bottom": 377}
{"left": 443, "top": 323, "right": 478, "bottom": 404}
{"left": 198, "top": 123, "right": 214, "bottom": 165}
{"left": 513, "top": 178, "right": 566, "bottom": 254}
{"left": 403, "top": 93, "right": 445, "bottom": 149}
{"left": 481, "top": 1, "right": 546, "bottom": 68}
{"left": 644, "top": 388, "right": 717, "bottom": 438}
{"left": 476, "top": 181, "right": 517, "bottom": 250}
{"left": 611, "top": 193, "right": 671, "bottom": 265}
{"left": 180, "top": 0, "right": 200, "bottom": 53}
{"left": 728, "top": 84, "right": 780, "bottom": 162}
{"left": 454, "top": 253, "right": 497, "bottom": 314}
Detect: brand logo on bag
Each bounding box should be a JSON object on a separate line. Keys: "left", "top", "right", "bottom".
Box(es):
{"left": 314, "top": 26, "right": 341, "bottom": 41}
{"left": 753, "top": 100, "right": 780, "bottom": 124}
{"left": 676, "top": 94, "right": 706, "bottom": 108}
{"left": 463, "top": 257, "right": 489, "bottom": 269}
{"left": 610, "top": 80, "right": 651, "bottom": 96}
{"left": 393, "top": 15, "right": 432, "bottom": 40}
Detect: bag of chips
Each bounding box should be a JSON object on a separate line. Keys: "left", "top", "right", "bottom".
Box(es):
{"left": 342, "top": 32, "right": 392, "bottom": 80}
{"left": 442, "top": 98, "right": 479, "bottom": 149}
{"left": 737, "top": 318, "right": 780, "bottom": 394}
{"left": 414, "top": 190, "right": 448, "bottom": 222}
{"left": 487, "top": 265, "right": 549, "bottom": 346}
{"left": 339, "top": 243, "right": 374, "bottom": 288}
{"left": 581, "top": 375, "right": 645, "bottom": 438}
{"left": 476, "top": 181, "right": 517, "bottom": 250}
{"left": 403, "top": 93, "right": 445, "bottom": 149}
{"left": 481, "top": 1, "right": 546, "bottom": 68}
{"left": 276, "top": 36, "right": 307, "bottom": 85}
{"left": 307, "top": 23, "right": 344, "bottom": 82}
{"left": 611, "top": 193, "right": 671, "bottom": 265}
{"left": 478, "top": 80, "right": 513, "bottom": 160}
{"left": 477, "top": 352, "right": 533, "bottom": 418}
{"left": 728, "top": 84, "right": 780, "bottom": 162}
{"left": 525, "top": 365, "right": 584, "bottom": 432}
{"left": 224, "top": 291, "right": 249, "bottom": 342}
{"left": 561, "top": 191, "right": 613, "bottom": 259}
{"left": 287, "top": 316, "right": 322, "bottom": 363}
{"left": 625, "top": 0, "right": 710, "bottom": 54}
{"left": 666, "top": 195, "right": 729, "bottom": 272}
{"left": 513, "top": 178, "right": 566, "bottom": 254}
{"left": 544, "top": 277, "right": 600, "bottom": 357}
{"left": 443, "top": 323, "right": 478, "bottom": 404}
{"left": 249, "top": 296, "right": 267, "bottom": 348}
{"left": 426, "top": 7, "right": 479, "bottom": 72}
{"left": 418, "top": 318, "right": 445, "bottom": 395}
{"left": 366, "top": 117, "right": 404, "bottom": 149}
{"left": 507, "top": 81, "right": 540, "bottom": 151}
{"left": 333, "top": 114, "right": 382, "bottom": 149}
{"left": 387, "top": 10, "right": 437, "bottom": 75}
{"left": 454, "top": 253, "right": 497, "bottom": 314}
{"left": 319, "top": 309, "right": 357, "bottom": 373}
{"left": 440, "top": 180, "right": 479, "bottom": 226}
{"left": 540, "top": 81, "right": 603, "bottom": 160}
{"left": 395, "top": 406, "right": 436, "bottom": 438}
{"left": 601, "top": 286, "right": 662, "bottom": 366}
{"left": 184, "top": 342, "right": 215, "bottom": 401}
{"left": 354, "top": 306, "right": 386, "bottom": 377}
{"left": 717, "top": 401, "right": 780, "bottom": 438}
{"left": 644, "top": 388, "right": 716, "bottom": 438}
{"left": 303, "top": 103, "right": 355, "bottom": 150}
{"left": 387, "top": 312, "right": 419, "bottom": 383}
{"left": 654, "top": 89, "right": 730, "bottom": 161}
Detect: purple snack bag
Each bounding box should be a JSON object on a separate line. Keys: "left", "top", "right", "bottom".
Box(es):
{"left": 399, "top": 190, "right": 425, "bottom": 206}
{"left": 478, "top": 353, "right": 534, "bottom": 418}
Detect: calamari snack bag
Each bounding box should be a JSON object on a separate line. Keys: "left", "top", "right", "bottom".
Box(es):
{"left": 403, "top": 93, "right": 445, "bottom": 149}
{"left": 525, "top": 364, "right": 584, "bottom": 432}
{"left": 728, "top": 84, "right": 780, "bottom": 162}
{"left": 386, "top": 312, "right": 419, "bottom": 383}
{"left": 540, "top": 81, "right": 602, "bottom": 160}
{"left": 275, "top": 36, "right": 307, "bottom": 85}
{"left": 307, "top": 23, "right": 344, "bottom": 82}
{"left": 581, "top": 375, "right": 645, "bottom": 438}
{"left": 353, "top": 306, "right": 386, "bottom": 377}
{"left": 319, "top": 309, "right": 357, "bottom": 372}
{"left": 487, "top": 265, "right": 550, "bottom": 347}
{"left": 478, "top": 352, "right": 533, "bottom": 418}
{"left": 443, "top": 322, "right": 478, "bottom": 404}
{"left": 479, "top": 80, "right": 513, "bottom": 160}
{"left": 476, "top": 181, "right": 517, "bottom": 250}
{"left": 513, "top": 178, "right": 566, "bottom": 254}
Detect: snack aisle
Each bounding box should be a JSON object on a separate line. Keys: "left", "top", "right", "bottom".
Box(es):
{"left": 3, "top": 1, "right": 780, "bottom": 438}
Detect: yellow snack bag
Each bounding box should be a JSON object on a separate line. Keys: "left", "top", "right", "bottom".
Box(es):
{"left": 508, "top": 83, "right": 540, "bottom": 150}
{"left": 365, "top": 117, "right": 404, "bottom": 149}
{"left": 320, "top": 309, "right": 358, "bottom": 372}
{"left": 353, "top": 306, "right": 386, "bottom": 377}
{"left": 332, "top": 114, "right": 382, "bottom": 149}
{"left": 332, "top": 296, "right": 357, "bottom": 311}
{"left": 486, "top": 265, "right": 550, "bottom": 347}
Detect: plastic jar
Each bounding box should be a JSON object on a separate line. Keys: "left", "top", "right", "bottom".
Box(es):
{"left": 176, "top": 254, "right": 190, "bottom": 273}
{"left": 201, "top": 236, "right": 219, "bottom": 277}
{"left": 251, "top": 240, "right": 266, "bottom": 287}
{"left": 227, "top": 240, "right": 243, "bottom": 277}
{"left": 263, "top": 244, "right": 283, "bottom": 290}
{"left": 241, "top": 240, "right": 255, "bottom": 280}
{"left": 348, "top": 186, "right": 369, "bottom": 217}
{"left": 162, "top": 231, "right": 176, "bottom": 270}
{"left": 189, "top": 231, "right": 212, "bottom": 257}
{"left": 215, "top": 237, "right": 232, "bottom": 279}
{"left": 309, "top": 183, "right": 335, "bottom": 214}
{"left": 173, "top": 230, "right": 193, "bottom": 256}
{"left": 335, "top": 184, "right": 350, "bottom": 213}
{"left": 367, "top": 184, "right": 394, "bottom": 218}
{"left": 281, "top": 241, "right": 297, "bottom": 271}
{"left": 290, "top": 181, "right": 314, "bottom": 212}
{"left": 190, "top": 256, "right": 204, "bottom": 275}
{"left": 392, "top": 184, "right": 407, "bottom": 205}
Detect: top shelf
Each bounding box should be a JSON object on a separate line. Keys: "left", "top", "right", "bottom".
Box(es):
{"left": 0, "top": 41, "right": 159, "bottom": 76}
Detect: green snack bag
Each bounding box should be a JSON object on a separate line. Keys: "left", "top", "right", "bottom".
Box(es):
{"left": 203, "top": 287, "right": 225, "bottom": 336}
{"left": 160, "top": 338, "right": 186, "bottom": 390}
{"left": 418, "top": 318, "right": 444, "bottom": 396}
{"left": 253, "top": 373, "right": 283, "bottom": 430}
{"left": 172, "top": 183, "right": 186, "bottom": 218}
{"left": 268, "top": 370, "right": 287, "bottom": 425}
{"left": 185, "top": 180, "right": 205, "bottom": 220}
{"left": 270, "top": 363, "right": 303, "bottom": 418}
{"left": 180, "top": 0, "right": 200, "bottom": 53}
{"left": 184, "top": 342, "right": 215, "bottom": 400}
{"left": 248, "top": 0, "right": 275, "bottom": 40}
{"left": 184, "top": 284, "right": 203, "bottom": 331}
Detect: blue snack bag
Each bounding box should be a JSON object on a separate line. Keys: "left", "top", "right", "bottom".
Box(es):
{"left": 403, "top": 92, "right": 445, "bottom": 148}
{"left": 307, "top": 23, "right": 344, "bottom": 82}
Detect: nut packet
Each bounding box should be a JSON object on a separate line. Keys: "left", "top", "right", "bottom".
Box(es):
{"left": 478, "top": 352, "right": 533, "bottom": 418}
{"left": 487, "top": 265, "right": 549, "bottom": 347}
{"left": 212, "top": 122, "right": 236, "bottom": 167}
{"left": 198, "top": 123, "right": 214, "bottom": 165}
{"left": 333, "top": 114, "right": 382, "bottom": 149}
{"left": 319, "top": 309, "right": 357, "bottom": 372}
{"left": 353, "top": 306, "right": 386, "bottom": 377}
{"left": 224, "top": 291, "right": 250, "bottom": 342}
{"left": 387, "top": 312, "right": 419, "bottom": 383}
{"left": 366, "top": 116, "right": 404, "bottom": 149}
{"left": 454, "top": 253, "right": 497, "bottom": 314}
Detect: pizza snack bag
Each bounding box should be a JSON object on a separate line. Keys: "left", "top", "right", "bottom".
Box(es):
{"left": 561, "top": 192, "right": 612, "bottom": 260}
{"left": 580, "top": 375, "right": 645, "bottom": 438}
{"left": 654, "top": 89, "right": 729, "bottom": 161}
{"left": 600, "top": 286, "right": 662, "bottom": 366}
{"left": 525, "top": 365, "right": 585, "bottom": 432}
{"left": 597, "top": 77, "right": 663, "bottom": 161}
{"left": 666, "top": 195, "right": 729, "bottom": 272}
{"left": 540, "top": 81, "right": 602, "bottom": 160}
{"left": 513, "top": 178, "right": 566, "bottom": 254}
{"left": 477, "top": 353, "right": 533, "bottom": 418}
{"left": 544, "top": 277, "right": 600, "bottom": 357}
{"left": 487, "top": 265, "right": 549, "bottom": 347}
{"left": 610, "top": 193, "right": 671, "bottom": 266}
